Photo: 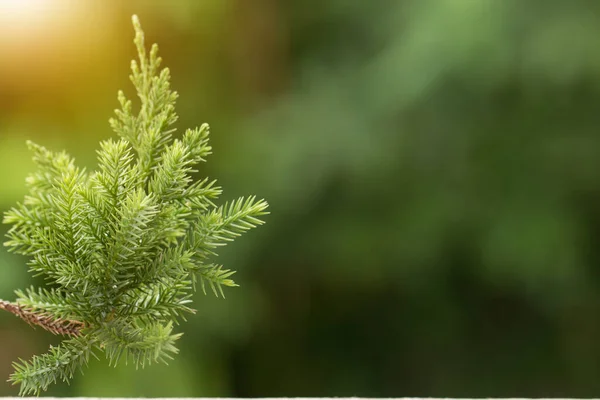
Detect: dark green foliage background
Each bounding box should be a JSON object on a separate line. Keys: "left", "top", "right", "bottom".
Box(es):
{"left": 1, "top": 0, "right": 600, "bottom": 396}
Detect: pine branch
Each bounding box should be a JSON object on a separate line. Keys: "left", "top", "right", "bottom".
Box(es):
{"left": 92, "top": 320, "right": 181, "bottom": 367}
{"left": 2, "top": 14, "right": 268, "bottom": 395}
{"left": 190, "top": 195, "right": 269, "bottom": 254}
{"left": 93, "top": 138, "right": 136, "bottom": 213}
{"left": 9, "top": 336, "right": 97, "bottom": 396}
{"left": 117, "top": 278, "right": 195, "bottom": 322}
{"left": 0, "top": 299, "right": 85, "bottom": 337}
{"left": 14, "top": 286, "right": 91, "bottom": 322}
{"left": 197, "top": 264, "right": 238, "bottom": 298}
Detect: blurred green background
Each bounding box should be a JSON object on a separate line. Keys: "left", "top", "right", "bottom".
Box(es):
{"left": 2, "top": 0, "right": 600, "bottom": 396}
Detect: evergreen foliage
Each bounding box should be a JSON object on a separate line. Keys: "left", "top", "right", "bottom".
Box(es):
{"left": 2, "top": 15, "right": 268, "bottom": 396}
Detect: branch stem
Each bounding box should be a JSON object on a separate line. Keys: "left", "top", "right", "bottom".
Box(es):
{"left": 0, "top": 299, "right": 85, "bottom": 336}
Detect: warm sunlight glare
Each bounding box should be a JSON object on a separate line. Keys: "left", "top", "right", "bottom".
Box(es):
{"left": 0, "top": 0, "right": 55, "bottom": 30}
{"left": 0, "top": 0, "right": 111, "bottom": 90}
{"left": 1, "top": 0, "right": 48, "bottom": 12}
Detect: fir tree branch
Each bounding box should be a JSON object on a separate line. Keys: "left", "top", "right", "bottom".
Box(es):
{"left": 91, "top": 320, "right": 181, "bottom": 367}
{"left": 190, "top": 195, "right": 269, "bottom": 254}
{"left": 197, "top": 264, "right": 238, "bottom": 298}
{"left": 9, "top": 336, "right": 97, "bottom": 396}
{"left": 0, "top": 299, "right": 85, "bottom": 337}
{"left": 2, "top": 14, "right": 268, "bottom": 395}
{"left": 14, "top": 286, "right": 90, "bottom": 322}
{"left": 117, "top": 279, "right": 196, "bottom": 322}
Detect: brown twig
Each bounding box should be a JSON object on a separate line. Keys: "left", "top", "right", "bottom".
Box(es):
{"left": 0, "top": 299, "right": 85, "bottom": 337}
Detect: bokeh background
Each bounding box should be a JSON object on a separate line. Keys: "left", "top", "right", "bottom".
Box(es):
{"left": 2, "top": 0, "right": 600, "bottom": 396}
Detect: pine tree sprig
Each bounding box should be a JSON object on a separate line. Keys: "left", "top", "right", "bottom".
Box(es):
{"left": 2, "top": 14, "right": 268, "bottom": 395}
{"left": 0, "top": 299, "right": 85, "bottom": 337}
{"left": 9, "top": 336, "right": 98, "bottom": 396}
{"left": 14, "top": 286, "right": 89, "bottom": 322}
{"left": 91, "top": 320, "right": 181, "bottom": 368}
{"left": 197, "top": 264, "right": 238, "bottom": 298}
